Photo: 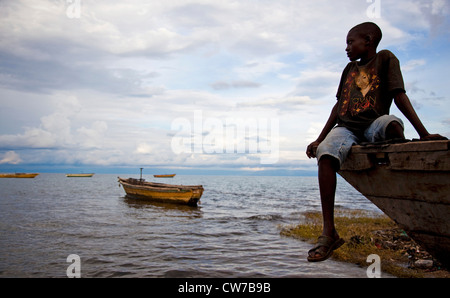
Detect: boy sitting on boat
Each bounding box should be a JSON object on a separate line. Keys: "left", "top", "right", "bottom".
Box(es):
{"left": 305, "top": 22, "right": 447, "bottom": 262}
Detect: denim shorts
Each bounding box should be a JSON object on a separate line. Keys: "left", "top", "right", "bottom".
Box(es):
{"left": 316, "top": 115, "right": 404, "bottom": 166}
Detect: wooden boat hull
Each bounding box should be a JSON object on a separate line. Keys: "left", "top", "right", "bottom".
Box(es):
{"left": 118, "top": 178, "right": 203, "bottom": 206}
{"left": 0, "top": 173, "right": 39, "bottom": 178}
{"left": 338, "top": 140, "right": 450, "bottom": 267}
{"left": 66, "top": 173, "right": 94, "bottom": 177}
{"left": 153, "top": 174, "right": 176, "bottom": 178}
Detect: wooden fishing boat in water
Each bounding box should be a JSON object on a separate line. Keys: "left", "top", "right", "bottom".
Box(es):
{"left": 0, "top": 173, "right": 39, "bottom": 178}
{"left": 338, "top": 139, "right": 450, "bottom": 267}
{"left": 66, "top": 173, "right": 95, "bottom": 177}
{"left": 153, "top": 174, "right": 176, "bottom": 178}
{"left": 118, "top": 177, "right": 203, "bottom": 206}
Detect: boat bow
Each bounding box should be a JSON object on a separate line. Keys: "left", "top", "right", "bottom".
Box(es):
{"left": 338, "top": 140, "right": 450, "bottom": 267}
{"left": 118, "top": 177, "right": 203, "bottom": 206}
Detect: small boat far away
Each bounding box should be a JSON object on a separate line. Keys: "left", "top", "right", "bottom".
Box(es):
{"left": 153, "top": 174, "right": 176, "bottom": 178}
{"left": 66, "top": 173, "right": 95, "bottom": 177}
{"left": 0, "top": 173, "right": 39, "bottom": 178}
{"left": 118, "top": 177, "right": 203, "bottom": 207}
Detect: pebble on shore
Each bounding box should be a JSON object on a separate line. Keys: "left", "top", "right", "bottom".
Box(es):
{"left": 280, "top": 210, "right": 450, "bottom": 278}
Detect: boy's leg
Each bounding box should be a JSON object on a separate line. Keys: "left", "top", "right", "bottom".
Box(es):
{"left": 308, "top": 155, "right": 344, "bottom": 261}
{"left": 318, "top": 155, "right": 339, "bottom": 240}
{"left": 309, "top": 127, "right": 358, "bottom": 261}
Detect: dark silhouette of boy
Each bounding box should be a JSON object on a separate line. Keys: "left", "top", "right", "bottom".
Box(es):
{"left": 305, "top": 22, "right": 446, "bottom": 262}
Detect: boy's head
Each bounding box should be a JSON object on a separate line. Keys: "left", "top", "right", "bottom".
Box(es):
{"left": 346, "top": 22, "right": 382, "bottom": 62}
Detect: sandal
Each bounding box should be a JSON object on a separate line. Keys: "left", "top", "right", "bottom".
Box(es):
{"left": 307, "top": 235, "right": 345, "bottom": 262}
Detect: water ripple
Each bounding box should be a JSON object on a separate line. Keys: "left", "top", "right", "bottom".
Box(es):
{"left": 0, "top": 174, "right": 379, "bottom": 278}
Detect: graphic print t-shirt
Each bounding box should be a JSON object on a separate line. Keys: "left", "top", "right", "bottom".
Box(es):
{"left": 336, "top": 50, "right": 405, "bottom": 136}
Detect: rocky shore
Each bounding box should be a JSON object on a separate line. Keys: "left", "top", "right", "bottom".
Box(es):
{"left": 280, "top": 209, "right": 450, "bottom": 278}
{"left": 358, "top": 227, "right": 448, "bottom": 277}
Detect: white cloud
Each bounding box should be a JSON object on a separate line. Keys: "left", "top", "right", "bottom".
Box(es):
{"left": 0, "top": 0, "right": 448, "bottom": 172}
{"left": 76, "top": 121, "right": 108, "bottom": 149}
{"left": 402, "top": 59, "right": 426, "bottom": 72}
{"left": 0, "top": 151, "right": 23, "bottom": 165}
{"left": 210, "top": 80, "right": 261, "bottom": 90}
{"left": 237, "top": 96, "right": 314, "bottom": 109}
{"left": 135, "top": 142, "right": 153, "bottom": 155}
{"left": 0, "top": 94, "right": 107, "bottom": 150}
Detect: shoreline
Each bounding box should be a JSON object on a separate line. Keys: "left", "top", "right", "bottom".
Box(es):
{"left": 280, "top": 209, "right": 450, "bottom": 278}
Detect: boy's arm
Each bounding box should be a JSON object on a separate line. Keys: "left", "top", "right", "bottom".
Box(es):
{"left": 306, "top": 103, "right": 338, "bottom": 158}
{"left": 394, "top": 92, "right": 447, "bottom": 140}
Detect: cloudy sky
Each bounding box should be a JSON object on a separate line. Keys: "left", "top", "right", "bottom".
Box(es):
{"left": 0, "top": 0, "right": 449, "bottom": 174}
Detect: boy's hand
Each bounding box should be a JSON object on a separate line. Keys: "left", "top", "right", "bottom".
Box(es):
{"left": 306, "top": 141, "right": 320, "bottom": 158}
{"left": 420, "top": 134, "right": 448, "bottom": 141}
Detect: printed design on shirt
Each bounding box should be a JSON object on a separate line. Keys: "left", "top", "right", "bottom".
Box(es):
{"left": 340, "top": 66, "right": 380, "bottom": 116}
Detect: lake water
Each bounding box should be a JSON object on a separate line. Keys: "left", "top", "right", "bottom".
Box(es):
{"left": 0, "top": 174, "right": 384, "bottom": 278}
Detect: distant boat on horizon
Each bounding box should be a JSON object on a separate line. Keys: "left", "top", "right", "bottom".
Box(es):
{"left": 66, "top": 173, "right": 95, "bottom": 177}
{"left": 153, "top": 174, "right": 176, "bottom": 178}
{"left": 0, "top": 173, "right": 39, "bottom": 178}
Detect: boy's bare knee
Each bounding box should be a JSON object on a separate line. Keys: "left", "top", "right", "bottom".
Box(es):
{"left": 319, "top": 155, "right": 340, "bottom": 172}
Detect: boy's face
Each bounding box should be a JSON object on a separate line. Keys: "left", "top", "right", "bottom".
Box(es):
{"left": 345, "top": 30, "right": 368, "bottom": 62}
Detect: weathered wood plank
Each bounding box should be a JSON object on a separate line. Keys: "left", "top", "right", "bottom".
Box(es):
{"left": 368, "top": 195, "right": 450, "bottom": 237}
{"left": 350, "top": 140, "right": 449, "bottom": 154}
{"left": 389, "top": 151, "right": 450, "bottom": 171}
{"left": 339, "top": 167, "right": 450, "bottom": 204}
{"left": 339, "top": 152, "right": 373, "bottom": 171}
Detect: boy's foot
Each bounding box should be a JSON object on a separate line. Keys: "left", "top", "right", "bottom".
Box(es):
{"left": 307, "top": 235, "right": 345, "bottom": 262}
